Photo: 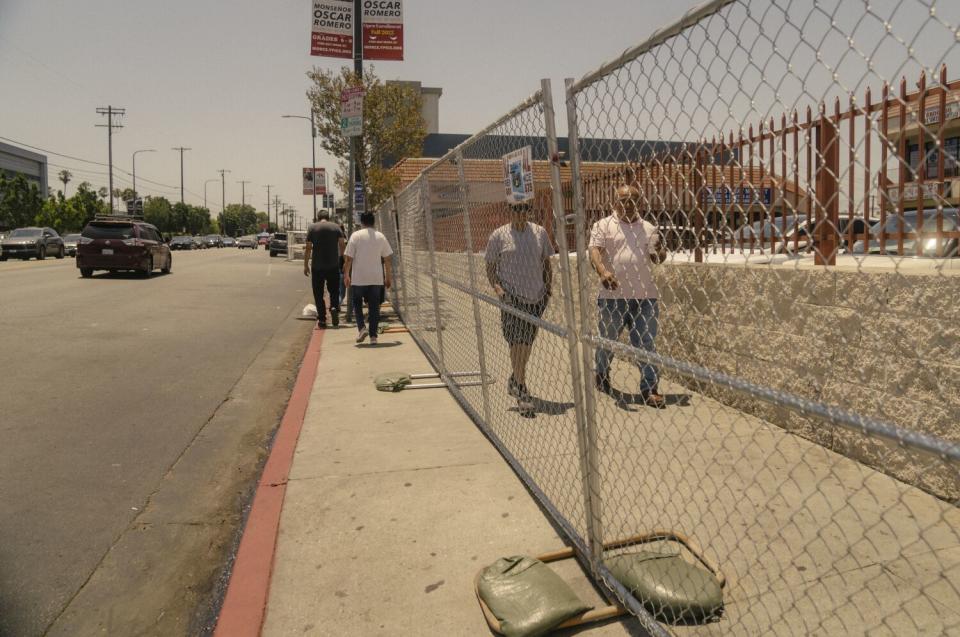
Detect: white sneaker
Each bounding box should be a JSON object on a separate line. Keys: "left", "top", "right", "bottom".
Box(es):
{"left": 356, "top": 327, "right": 369, "bottom": 343}
{"left": 369, "top": 336, "right": 378, "bottom": 345}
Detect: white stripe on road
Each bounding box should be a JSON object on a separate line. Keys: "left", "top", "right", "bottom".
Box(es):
{"left": 267, "top": 264, "right": 272, "bottom": 277}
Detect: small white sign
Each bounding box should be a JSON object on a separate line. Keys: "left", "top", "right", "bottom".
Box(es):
{"left": 501, "top": 146, "right": 535, "bottom": 204}
{"left": 341, "top": 87, "right": 364, "bottom": 137}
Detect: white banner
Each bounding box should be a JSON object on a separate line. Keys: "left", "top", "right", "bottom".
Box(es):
{"left": 311, "top": 0, "right": 353, "bottom": 58}
{"left": 502, "top": 146, "right": 535, "bottom": 204}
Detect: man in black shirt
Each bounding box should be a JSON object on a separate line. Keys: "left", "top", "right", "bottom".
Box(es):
{"left": 304, "top": 211, "right": 346, "bottom": 328}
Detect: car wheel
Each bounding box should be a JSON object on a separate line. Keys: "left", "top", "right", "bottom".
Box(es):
{"left": 162, "top": 254, "right": 172, "bottom": 274}
{"left": 142, "top": 256, "right": 153, "bottom": 278}
{"left": 56, "top": 245, "right": 65, "bottom": 259}
{"left": 37, "top": 246, "right": 46, "bottom": 260}
{"left": 80, "top": 268, "right": 93, "bottom": 278}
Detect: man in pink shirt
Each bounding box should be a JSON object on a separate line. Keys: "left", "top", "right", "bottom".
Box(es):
{"left": 588, "top": 184, "right": 667, "bottom": 408}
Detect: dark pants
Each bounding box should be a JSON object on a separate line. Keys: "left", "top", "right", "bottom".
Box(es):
{"left": 311, "top": 267, "right": 340, "bottom": 321}
{"left": 351, "top": 285, "right": 381, "bottom": 335}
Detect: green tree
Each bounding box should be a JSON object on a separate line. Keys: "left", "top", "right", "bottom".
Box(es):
{"left": 144, "top": 196, "right": 174, "bottom": 232}
{"left": 0, "top": 173, "right": 44, "bottom": 229}
{"left": 307, "top": 66, "right": 425, "bottom": 211}
{"left": 222, "top": 203, "right": 258, "bottom": 236}
{"left": 70, "top": 182, "right": 108, "bottom": 228}
{"left": 58, "top": 170, "right": 72, "bottom": 197}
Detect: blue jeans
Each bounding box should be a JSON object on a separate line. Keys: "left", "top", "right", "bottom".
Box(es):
{"left": 595, "top": 298, "right": 659, "bottom": 392}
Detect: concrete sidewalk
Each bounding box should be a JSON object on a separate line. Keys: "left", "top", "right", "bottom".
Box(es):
{"left": 258, "top": 317, "right": 644, "bottom": 636}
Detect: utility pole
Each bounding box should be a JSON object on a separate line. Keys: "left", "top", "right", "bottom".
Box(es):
{"left": 218, "top": 169, "right": 231, "bottom": 233}
{"left": 345, "top": 0, "right": 363, "bottom": 322}
{"left": 273, "top": 195, "right": 281, "bottom": 230}
{"left": 263, "top": 184, "right": 274, "bottom": 231}
{"left": 172, "top": 147, "right": 191, "bottom": 204}
{"left": 96, "top": 106, "right": 125, "bottom": 214}
{"left": 237, "top": 180, "right": 251, "bottom": 206}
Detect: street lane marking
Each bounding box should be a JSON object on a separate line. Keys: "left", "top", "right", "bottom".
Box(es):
{"left": 266, "top": 264, "right": 272, "bottom": 277}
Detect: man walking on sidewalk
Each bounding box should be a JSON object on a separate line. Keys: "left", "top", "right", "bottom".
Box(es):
{"left": 304, "top": 211, "right": 346, "bottom": 329}
{"left": 344, "top": 212, "right": 393, "bottom": 345}
{"left": 589, "top": 184, "right": 667, "bottom": 408}
{"left": 485, "top": 202, "right": 554, "bottom": 416}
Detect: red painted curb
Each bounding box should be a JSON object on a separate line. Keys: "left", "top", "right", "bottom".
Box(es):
{"left": 214, "top": 328, "right": 325, "bottom": 637}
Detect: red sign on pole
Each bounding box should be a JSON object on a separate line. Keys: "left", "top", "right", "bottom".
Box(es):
{"left": 303, "top": 168, "right": 327, "bottom": 195}
{"left": 311, "top": 0, "right": 353, "bottom": 58}
{"left": 362, "top": 1, "right": 403, "bottom": 61}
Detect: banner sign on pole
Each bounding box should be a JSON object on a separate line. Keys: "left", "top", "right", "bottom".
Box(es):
{"left": 502, "top": 146, "right": 535, "bottom": 204}
{"left": 354, "top": 180, "right": 365, "bottom": 213}
{"left": 302, "top": 167, "right": 327, "bottom": 195}
{"left": 340, "top": 87, "right": 365, "bottom": 137}
{"left": 362, "top": 1, "right": 404, "bottom": 61}
{"left": 311, "top": 0, "right": 354, "bottom": 58}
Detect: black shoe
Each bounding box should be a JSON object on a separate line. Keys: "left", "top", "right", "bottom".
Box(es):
{"left": 595, "top": 373, "right": 612, "bottom": 395}
{"left": 331, "top": 310, "right": 339, "bottom": 328}
{"left": 317, "top": 320, "right": 327, "bottom": 329}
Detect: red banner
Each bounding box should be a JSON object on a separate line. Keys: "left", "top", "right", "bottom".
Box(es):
{"left": 361, "top": 0, "right": 403, "bottom": 61}
{"left": 362, "top": 23, "right": 403, "bottom": 61}
{"left": 311, "top": 0, "right": 354, "bottom": 58}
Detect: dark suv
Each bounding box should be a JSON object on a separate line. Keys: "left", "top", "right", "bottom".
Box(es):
{"left": 268, "top": 232, "right": 288, "bottom": 258}
{"left": 0, "top": 227, "right": 65, "bottom": 260}
{"left": 76, "top": 218, "right": 172, "bottom": 278}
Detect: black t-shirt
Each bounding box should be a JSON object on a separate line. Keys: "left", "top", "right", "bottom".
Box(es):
{"left": 306, "top": 221, "right": 344, "bottom": 271}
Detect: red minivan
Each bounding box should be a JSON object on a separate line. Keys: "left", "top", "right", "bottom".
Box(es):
{"left": 76, "top": 218, "right": 172, "bottom": 278}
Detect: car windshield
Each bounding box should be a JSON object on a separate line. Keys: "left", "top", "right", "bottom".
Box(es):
{"left": 10, "top": 228, "right": 41, "bottom": 238}
{"left": 742, "top": 215, "right": 807, "bottom": 240}
{"left": 82, "top": 223, "right": 135, "bottom": 239}
{"left": 64, "top": 234, "right": 81, "bottom": 241}
{"left": 875, "top": 209, "right": 959, "bottom": 233}
{"left": 172, "top": 236, "right": 191, "bottom": 242}
{"left": 274, "top": 234, "right": 287, "bottom": 240}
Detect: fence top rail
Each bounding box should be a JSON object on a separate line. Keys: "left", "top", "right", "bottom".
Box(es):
{"left": 567, "top": 0, "right": 735, "bottom": 97}
{"left": 423, "top": 89, "right": 544, "bottom": 173}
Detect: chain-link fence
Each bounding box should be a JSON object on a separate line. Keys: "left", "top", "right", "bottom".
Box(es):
{"left": 385, "top": 1, "right": 960, "bottom": 634}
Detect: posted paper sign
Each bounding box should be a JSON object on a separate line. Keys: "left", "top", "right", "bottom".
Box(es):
{"left": 303, "top": 167, "right": 327, "bottom": 195}
{"left": 502, "top": 146, "right": 535, "bottom": 204}
{"left": 362, "top": 0, "right": 403, "bottom": 61}
{"left": 311, "top": 0, "right": 353, "bottom": 58}
{"left": 341, "top": 87, "right": 364, "bottom": 137}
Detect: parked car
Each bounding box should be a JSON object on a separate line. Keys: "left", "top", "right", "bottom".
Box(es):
{"left": 76, "top": 218, "right": 172, "bottom": 278}
{"left": 169, "top": 236, "right": 196, "bottom": 250}
{"left": 0, "top": 227, "right": 65, "bottom": 260}
{"left": 222, "top": 236, "right": 238, "bottom": 247}
{"left": 257, "top": 233, "right": 271, "bottom": 246}
{"left": 269, "top": 232, "right": 288, "bottom": 257}
{"left": 62, "top": 233, "right": 82, "bottom": 257}
{"left": 851, "top": 208, "right": 959, "bottom": 257}
{"left": 237, "top": 236, "right": 257, "bottom": 249}
{"left": 203, "top": 234, "right": 223, "bottom": 248}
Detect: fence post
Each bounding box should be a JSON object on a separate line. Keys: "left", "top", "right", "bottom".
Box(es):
{"left": 392, "top": 195, "right": 408, "bottom": 319}
{"left": 454, "top": 150, "right": 493, "bottom": 425}
{"left": 421, "top": 178, "right": 447, "bottom": 371}
{"left": 815, "top": 102, "right": 840, "bottom": 265}
{"left": 564, "top": 77, "right": 605, "bottom": 564}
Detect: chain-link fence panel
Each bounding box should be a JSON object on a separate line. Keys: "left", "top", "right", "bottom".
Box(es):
{"left": 376, "top": 197, "right": 403, "bottom": 314}
{"left": 563, "top": 0, "right": 960, "bottom": 634}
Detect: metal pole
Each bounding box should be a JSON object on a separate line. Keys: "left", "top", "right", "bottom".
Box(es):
{"left": 264, "top": 184, "right": 273, "bottom": 231}
{"left": 108, "top": 107, "right": 114, "bottom": 213}
{"left": 132, "top": 149, "right": 155, "bottom": 199}
{"left": 345, "top": 3, "right": 363, "bottom": 322}
{"left": 172, "top": 147, "right": 191, "bottom": 204}
{"left": 311, "top": 110, "right": 318, "bottom": 222}
{"left": 564, "top": 77, "right": 605, "bottom": 563}
{"left": 218, "top": 169, "right": 230, "bottom": 232}
{"left": 420, "top": 179, "right": 446, "bottom": 371}
{"left": 453, "top": 150, "right": 493, "bottom": 425}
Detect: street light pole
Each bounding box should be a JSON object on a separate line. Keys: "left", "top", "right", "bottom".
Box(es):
{"left": 218, "top": 169, "right": 230, "bottom": 233}
{"left": 281, "top": 113, "right": 319, "bottom": 222}
{"left": 172, "top": 147, "right": 192, "bottom": 204}
{"left": 131, "top": 149, "right": 155, "bottom": 199}
{"left": 237, "top": 180, "right": 251, "bottom": 206}
{"left": 263, "top": 184, "right": 274, "bottom": 231}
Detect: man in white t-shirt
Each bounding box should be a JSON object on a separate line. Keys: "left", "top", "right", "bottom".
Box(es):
{"left": 343, "top": 212, "right": 393, "bottom": 345}
{"left": 588, "top": 184, "right": 667, "bottom": 408}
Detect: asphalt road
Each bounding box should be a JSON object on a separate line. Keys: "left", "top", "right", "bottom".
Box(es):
{"left": 0, "top": 248, "right": 314, "bottom": 636}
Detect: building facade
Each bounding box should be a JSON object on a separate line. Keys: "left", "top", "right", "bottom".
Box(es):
{"left": 0, "top": 141, "right": 48, "bottom": 195}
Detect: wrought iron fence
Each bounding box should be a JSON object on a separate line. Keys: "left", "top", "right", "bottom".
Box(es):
{"left": 383, "top": 0, "right": 960, "bottom": 634}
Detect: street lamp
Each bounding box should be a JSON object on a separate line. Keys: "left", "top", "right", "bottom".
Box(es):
{"left": 131, "top": 149, "right": 155, "bottom": 200}
{"left": 218, "top": 169, "right": 231, "bottom": 233}
{"left": 281, "top": 112, "right": 319, "bottom": 222}
{"left": 204, "top": 179, "right": 218, "bottom": 210}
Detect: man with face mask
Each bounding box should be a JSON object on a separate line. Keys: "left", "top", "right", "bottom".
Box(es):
{"left": 589, "top": 184, "right": 667, "bottom": 408}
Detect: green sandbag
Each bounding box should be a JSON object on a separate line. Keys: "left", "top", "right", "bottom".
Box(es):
{"left": 478, "top": 556, "right": 592, "bottom": 637}
{"left": 604, "top": 551, "right": 723, "bottom": 624}
{"left": 374, "top": 372, "right": 412, "bottom": 392}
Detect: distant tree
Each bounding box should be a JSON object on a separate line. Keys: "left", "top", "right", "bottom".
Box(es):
{"left": 0, "top": 174, "right": 44, "bottom": 229}
{"left": 144, "top": 196, "right": 174, "bottom": 233}
{"left": 118, "top": 187, "right": 137, "bottom": 203}
{"left": 307, "top": 66, "right": 426, "bottom": 212}
{"left": 71, "top": 182, "right": 108, "bottom": 228}
{"left": 222, "top": 203, "right": 258, "bottom": 236}
{"left": 97, "top": 187, "right": 108, "bottom": 201}
{"left": 58, "top": 170, "right": 72, "bottom": 197}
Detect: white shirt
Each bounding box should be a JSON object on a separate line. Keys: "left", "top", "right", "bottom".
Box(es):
{"left": 344, "top": 228, "right": 393, "bottom": 286}
{"left": 588, "top": 214, "right": 659, "bottom": 300}
{"left": 484, "top": 223, "right": 554, "bottom": 302}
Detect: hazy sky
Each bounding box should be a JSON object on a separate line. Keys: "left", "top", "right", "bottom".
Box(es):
{"left": 0, "top": 0, "right": 696, "bottom": 221}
